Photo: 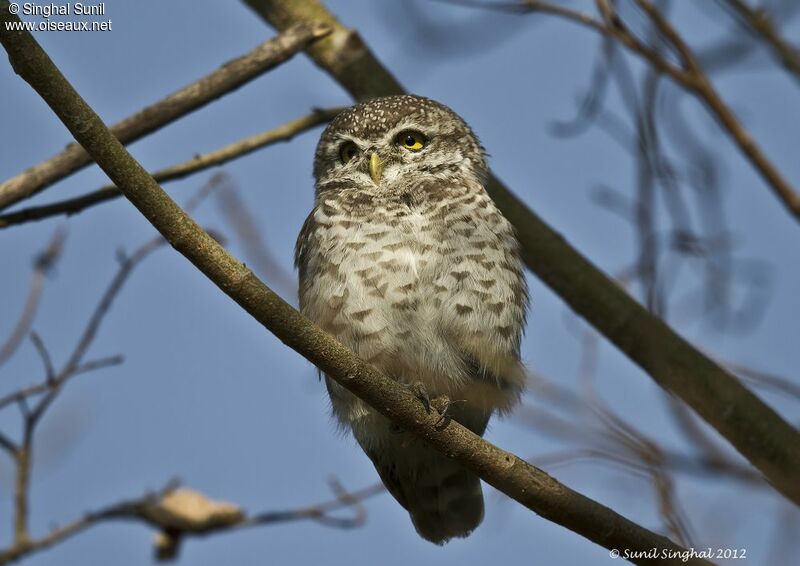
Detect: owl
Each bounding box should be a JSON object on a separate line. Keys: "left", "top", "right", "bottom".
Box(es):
{"left": 295, "top": 95, "right": 527, "bottom": 544}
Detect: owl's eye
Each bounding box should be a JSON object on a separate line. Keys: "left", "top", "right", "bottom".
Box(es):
{"left": 396, "top": 130, "right": 427, "bottom": 151}
{"left": 339, "top": 142, "right": 359, "bottom": 164}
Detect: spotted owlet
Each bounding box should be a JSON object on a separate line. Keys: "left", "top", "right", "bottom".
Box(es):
{"left": 295, "top": 95, "right": 527, "bottom": 544}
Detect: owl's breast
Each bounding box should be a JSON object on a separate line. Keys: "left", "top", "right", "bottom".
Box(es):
{"left": 301, "top": 201, "right": 443, "bottom": 352}
{"left": 299, "top": 189, "right": 526, "bottom": 398}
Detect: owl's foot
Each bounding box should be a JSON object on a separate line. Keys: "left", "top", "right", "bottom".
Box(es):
{"left": 405, "top": 381, "right": 431, "bottom": 413}
{"left": 431, "top": 396, "right": 467, "bottom": 428}
{"left": 402, "top": 382, "right": 466, "bottom": 427}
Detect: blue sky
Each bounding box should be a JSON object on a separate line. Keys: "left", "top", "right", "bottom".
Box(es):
{"left": 1, "top": 1, "right": 799, "bottom": 565}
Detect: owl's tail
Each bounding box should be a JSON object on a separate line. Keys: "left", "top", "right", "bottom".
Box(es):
{"left": 355, "top": 401, "right": 491, "bottom": 544}
{"left": 367, "top": 442, "right": 485, "bottom": 545}
{"left": 404, "top": 457, "right": 485, "bottom": 544}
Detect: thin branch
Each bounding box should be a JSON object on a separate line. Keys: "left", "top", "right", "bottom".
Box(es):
{"left": 0, "top": 177, "right": 224, "bottom": 561}
{"left": 632, "top": 0, "right": 800, "bottom": 221}
{"left": 589, "top": 397, "right": 695, "bottom": 546}
{"left": 522, "top": 368, "right": 766, "bottom": 484}
{"left": 240, "top": 0, "right": 800, "bottom": 507}
{"left": 0, "top": 480, "right": 382, "bottom": 564}
{"left": 27, "top": 237, "right": 165, "bottom": 428}
{"left": 28, "top": 332, "right": 55, "bottom": 383}
{"left": 0, "top": 430, "right": 16, "bottom": 455}
{"left": 0, "top": 7, "right": 709, "bottom": 563}
{"left": 70, "top": 355, "right": 125, "bottom": 377}
{"left": 214, "top": 183, "right": 297, "bottom": 300}
{"left": 1, "top": 235, "right": 164, "bottom": 546}
{"left": 0, "top": 355, "right": 125, "bottom": 414}
{"left": 728, "top": 362, "right": 800, "bottom": 402}
{"left": 721, "top": 0, "right": 800, "bottom": 82}
{"left": 0, "top": 229, "right": 65, "bottom": 367}
{"left": 237, "top": 479, "right": 384, "bottom": 530}
{"left": 549, "top": 35, "right": 617, "bottom": 137}
{"left": 0, "top": 108, "right": 342, "bottom": 229}
{"left": 0, "top": 383, "right": 49, "bottom": 412}
{"left": 0, "top": 23, "right": 330, "bottom": 211}
{"left": 0, "top": 177, "right": 221, "bottom": 416}
{"left": 446, "top": 0, "right": 800, "bottom": 221}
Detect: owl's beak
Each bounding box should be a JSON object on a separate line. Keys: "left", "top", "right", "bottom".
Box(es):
{"left": 369, "top": 153, "right": 383, "bottom": 185}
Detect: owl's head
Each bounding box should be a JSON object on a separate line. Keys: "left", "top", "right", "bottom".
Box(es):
{"left": 313, "top": 95, "right": 487, "bottom": 194}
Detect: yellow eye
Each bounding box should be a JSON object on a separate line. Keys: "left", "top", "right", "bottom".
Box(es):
{"left": 396, "top": 130, "right": 427, "bottom": 151}
{"left": 339, "top": 142, "right": 359, "bottom": 164}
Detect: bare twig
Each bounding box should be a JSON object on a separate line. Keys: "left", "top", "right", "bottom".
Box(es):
{"left": 0, "top": 23, "right": 330, "bottom": 211}
{"left": 26, "top": 237, "right": 165, "bottom": 431}
{"left": 0, "top": 431, "right": 16, "bottom": 455}
{"left": 728, "top": 363, "right": 800, "bottom": 403}
{"left": 721, "top": 0, "right": 800, "bottom": 81}
{"left": 445, "top": 0, "right": 800, "bottom": 221}
{"left": 0, "top": 480, "right": 382, "bottom": 564}
{"left": 549, "top": 35, "right": 617, "bottom": 137}
{"left": 28, "top": 332, "right": 55, "bottom": 382}
{"left": 572, "top": 19, "right": 758, "bottom": 335}
{"left": 0, "top": 108, "right": 342, "bottom": 229}
{"left": 214, "top": 183, "right": 297, "bottom": 300}
{"left": 0, "top": 234, "right": 164, "bottom": 547}
{"left": 634, "top": 0, "right": 800, "bottom": 221}
{"left": 0, "top": 229, "right": 65, "bottom": 367}
{"left": 0, "top": 381, "right": 48, "bottom": 413}
{"left": 589, "top": 397, "right": 695, "bottom": 547}
{"left": 530, "top": 443, "right": 763, "bottom": 485}
{"left": 0, "top": 173, "right": 232, "bottom": 562}
{"left": 0, "top": 355, "right": 123, "bottom": 413}
{"left": 0, "top": 7, "right": 709, "bottom": 563}
{"left": 240, "top": 479, "right": 383, "bottom": 530}
{"left": 525, "top": 364, "right": 764, "bottom": 483}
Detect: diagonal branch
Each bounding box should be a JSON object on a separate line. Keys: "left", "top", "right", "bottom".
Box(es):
{"left": 0, "top": 6, "right": 709, "bottom": 563}
{"left": 240, "top": 0, "right": 800, "bottom": 507}
{"left": 0, "top": 23, "right": 330, "bottom": 211}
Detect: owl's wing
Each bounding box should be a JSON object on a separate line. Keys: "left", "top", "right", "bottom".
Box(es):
{"left": 294, "top": 209, "right": 317, "bottom": 273}
{"left": 295, "top": 209, "right": 320, "bottom": 312}
{"left": 458, "top": 351, "right": 526, "bottom": 414}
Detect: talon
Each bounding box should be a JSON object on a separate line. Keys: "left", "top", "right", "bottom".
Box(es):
{"left": 432, "top": 397, "right": 466, "bottom": 427}
{"left": 405, "top": 381, "right": 431, "bottom": 413}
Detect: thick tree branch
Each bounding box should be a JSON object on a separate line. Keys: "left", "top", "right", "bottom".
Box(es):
{"left": 240, "top": 0, "right": 800, "bottom": 507}
{"left": 0, "top": 23, "right": 329, "bottom": 211}
{"left": 0, "top": 108, "right": 342, "bottom": 229}
{"left": 0, "top": 6, "right": 708, "bottom": 564}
